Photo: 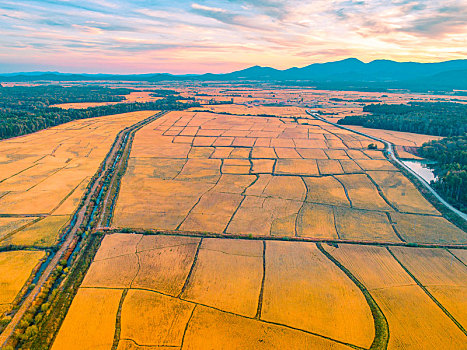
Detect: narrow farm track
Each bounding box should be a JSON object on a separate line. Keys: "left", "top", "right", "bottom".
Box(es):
{"left": 305, "top": 110, "right": 467, "bottom": 223}
{"left": 0, "top": 111, "right": 167, "bottom": 347}
{"left": 99, "top": 228, "right": 467, "bottom": 249}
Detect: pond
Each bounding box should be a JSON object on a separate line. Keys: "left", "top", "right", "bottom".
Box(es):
{"left": 401, "top": 159, "right": 437, "bottom": 184}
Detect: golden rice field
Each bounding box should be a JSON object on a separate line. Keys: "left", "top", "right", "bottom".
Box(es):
{"left": 0, "top": 250, "right": 45, "bottom": 317}
{"left": 324, "top": 244, "right": 467, "bottom": 349}
{"left": 111, "top": 110, "right": 465, "bottom": 245}
{"left": 0, "top": 111, "right": 158, "bottom": 317}
{"left": 51, "top": 288, "right": 122, "bottom": 350}
{"left": 343, "top": 125, "right": 442, "bottom": 148}
{"left": 54, "top": 234, "right": 467, "bottom": 349}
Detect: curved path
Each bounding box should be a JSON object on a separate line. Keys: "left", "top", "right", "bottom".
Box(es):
{"left": 306, "top": 110, "right": 467, "bottom": 223}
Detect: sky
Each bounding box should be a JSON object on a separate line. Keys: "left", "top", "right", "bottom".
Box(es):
{"left": 0, "top": 0, "right": 466, "bottom": 74}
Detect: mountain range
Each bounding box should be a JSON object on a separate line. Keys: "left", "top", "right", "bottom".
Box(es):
{"left": 1, "top": 58, "right": 466, "bottom": 92}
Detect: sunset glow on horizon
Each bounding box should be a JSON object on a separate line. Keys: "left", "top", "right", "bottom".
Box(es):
{"left": 1, "top": 0, "right": 466, "bottom": 74}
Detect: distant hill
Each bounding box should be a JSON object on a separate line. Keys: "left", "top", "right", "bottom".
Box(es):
{"left": 200, "top": 58, "right": 467, "bottom": 87}
{"left": 1, "top": 58, "right": 466, "bottom": 92}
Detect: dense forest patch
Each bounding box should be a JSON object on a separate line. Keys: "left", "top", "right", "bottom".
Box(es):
{"left": 0, "top": 85, "right": 197, "bottom": 139}
{"left": 337, "top": 102, "right": 467, "bottom": 137}
{"left": 419, "top": 134, "right": 467, "bottom": 212}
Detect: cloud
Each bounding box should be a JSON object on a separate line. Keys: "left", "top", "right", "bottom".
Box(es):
{"left": 0, "top": 7, "right": 33, "bottom": 20}
{"left": 190, "top": 3, "right": 235, "bottom": 24}
{"left": 401, "top": 13, "right": 467, "bottom": 36}
{"left": 0, "top": 0, "right": 466, "bottom": 73}
{"left": 226, "top": 0, "right": 288, "bottom": 19}
{"left": 84, "top": 21, "right": 138, "bottom": 32}
{"left": 191, "top": 3, "right": 226, "bottom": 13}
{"left": 395, "top": 2, "right": 467, "bottom": 37}
{"left": 190, "top": 2, "right": 269, "bottom": 29}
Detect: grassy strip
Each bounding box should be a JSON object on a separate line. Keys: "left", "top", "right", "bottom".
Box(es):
{"left": 111, "top": 289, "right": 128, "bottom": 350}
{"left": 28, "top": 231, "right": 104, "bottom": 349}
{"left": 177, "top": 239, "right": 203, "bottom": 298}
{"left": 100, "top": 121, "right": 137, "bottom": 227}
{"left": 102, "top": 228, "right": 467, "bottom": 250}
{"left": 317, "top": 243, "right": 389, "bottom": 350}
{"left": 254, "top": 241, "right": 266, "bottom": 320}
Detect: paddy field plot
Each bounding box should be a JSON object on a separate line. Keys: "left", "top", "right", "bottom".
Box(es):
{"left": 0, "top": 250, "right": 45, "bottom": 316}
{"left": 182, "top": 306, "right": 352, "bottom": 350}
{"left": 181, "top": 238, "right": 263, "bottom": 317}
{"left": 120, "top": 290, "right": 194, "bottom": 347}
{"left": 389, "top": 212, "right": 467, "bottom": 244}
{"left": 81, "top": 251, "right": 139, "bottom": 289}
{"left": 344, "top": 125, "right": 442, "bottom": 148}
{"left": 261, "top": 241, "right": 374, "bottom": 348}
{"left": 51, "top": 288, "right": 122, "bottom": 350}
{"left": 0, "top": 217, "right": 37, "bottom": 240}
{"left": 354, "top": 159, "right": 398, "bottom": 171}
{"left": 316, "top": 159, "right": 344, "bottom": 175}
{"left": 334, "top": 174, "right": 391, "bottom": 211}
{"left": 83, "top": 234, "right": 201, "bottom": 295}
{"left": 132, "top": 235, "right": 200, "bottom": 295}
{"left": 302, "top": 176, "right": 350, "bottom": 207}
{"left": 0, "top": 215, "right": 69, "bottom": 248}
{"left": 338, "top": 159, "right": 364, "bottom": 173}
{"left": 295, "top": 203, "right": 338, "bottom": 239}
{"left": 324, "top": 244, "right": 467, "bottom": 349}
{"left": 367, "top": 171, "right": 440, "bottom": 215}
{"left": 390, "top": 247, "right": 467, "bottom": 328}
{"left": 225, "top": 197, "right": 302, "bottom": 237}
{"left": 333, "top": 207, "right": 401, "bottom": 242}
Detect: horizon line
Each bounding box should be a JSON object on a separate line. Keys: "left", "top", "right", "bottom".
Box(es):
{"left": 1, "top": 57, "right": 466, "bottom": 76}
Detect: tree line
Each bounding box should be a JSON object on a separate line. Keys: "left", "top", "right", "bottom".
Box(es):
{"left": 337, "top": 102, "right": 467, "bottom": 137}
{"left": 0, "top": 85, "right": 199, "bottom": 140}
{"left": 419, "top": 134, "right": 467, "bottom": 212}
{"left": 0, "top": 85, "right": 134, "bottom": 108}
